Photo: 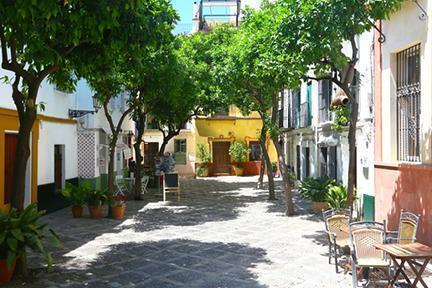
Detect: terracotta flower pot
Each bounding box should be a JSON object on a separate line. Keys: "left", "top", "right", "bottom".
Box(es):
{"left": 0, "top": 258, "right": 16, "bottom": 284}
{"left": 312, "top": 201, "right": 329, "bottom": 213}
{"left": 111, "top": 204, "right": 126, "bottom": 220}
{"left": 89, "top": 205, "right": 103, "bottom": 219}
{"left": 233, "top": 166, "right": 244, "bottom": 176}
{"left": 71, "top": 206, "right": 83, "bottom": 218}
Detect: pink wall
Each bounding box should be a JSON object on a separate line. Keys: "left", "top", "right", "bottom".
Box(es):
{"left": 375, "top": 165, "right": 432, "bottom": 246}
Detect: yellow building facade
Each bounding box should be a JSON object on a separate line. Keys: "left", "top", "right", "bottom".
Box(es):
{"left": 143, "top": 105, "right": 277, "bottom": 176}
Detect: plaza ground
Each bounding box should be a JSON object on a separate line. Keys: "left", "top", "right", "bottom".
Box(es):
{"left": 6, "top": 176, "right": 432, "bottom": 288}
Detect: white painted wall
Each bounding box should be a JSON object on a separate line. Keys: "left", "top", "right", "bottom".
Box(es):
{"left": 38, "top": 121, "right": 78, "bottom": 185}
{"left": 381, "top": 0, "right": 430, "bottom": 164}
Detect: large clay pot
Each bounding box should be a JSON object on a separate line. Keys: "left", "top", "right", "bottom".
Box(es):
{"left": 233, "top": 166, "right": 244, "bottom": 176}
{"left": 111, "top": 205, "right": 126, "bottom": 220}
{"left": 71, "top": 206, "right": 83, "bottom": 218}
{"left": 89, "top": 206, "right": 103, "bottom": 219}
{"left": 0, "top": 258, "right": 16, "bottom": 284}
{"left": 312, "top": 201, "right": 329, "bottom": 213}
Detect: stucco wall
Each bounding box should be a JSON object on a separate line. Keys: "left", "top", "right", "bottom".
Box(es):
{"left": 38, "top": 121, "right": 78, "bottom": 185}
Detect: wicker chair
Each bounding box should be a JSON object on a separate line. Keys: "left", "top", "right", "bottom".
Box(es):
{"left": 322, "top": 208, "right": 352, "bottom": 273}
{"left": 387, "top": 209, "right": 420, "bottom": 244}
{"left": 350, "top": 221, "right": 390, "bottom": 287}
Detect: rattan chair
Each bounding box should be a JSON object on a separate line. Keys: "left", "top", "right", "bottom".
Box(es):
{"left": 350, "top": 221, "right": 390, "bottom": 287}
{"left": 322, "top": 207, "right": 352, "bottom": 273}
{"left": 387, "top": 209, "right": 420, "bottom": 244}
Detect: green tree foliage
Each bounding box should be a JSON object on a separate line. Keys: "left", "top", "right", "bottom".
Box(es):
{"left": 71, "top": 0, "right": 178, "bottom": 195}
{"left": 272, "top": 0, "right": 403, "bottom": 206}
{"left": 0, "top": 0, "right": 140, "bottom": 211}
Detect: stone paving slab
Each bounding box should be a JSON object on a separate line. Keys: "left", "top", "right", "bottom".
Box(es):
{"left": 5, "top": 176, "right": 432, "bottom": 288}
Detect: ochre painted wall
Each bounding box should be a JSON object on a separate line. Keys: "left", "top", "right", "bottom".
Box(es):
{"left": 195, "top": 117, "right": 278, "bottom": 163}
{"left": 375, "top": 164, "right": 432, "bottom": 246}
{"left": 0, "top": 108, "right": 39, "bottom": 213}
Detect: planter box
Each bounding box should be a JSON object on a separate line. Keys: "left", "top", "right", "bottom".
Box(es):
{"left": 312, "top": 201, "right": 329, "bottom": 213}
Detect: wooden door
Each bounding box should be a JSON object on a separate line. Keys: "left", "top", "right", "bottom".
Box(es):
{"left": 212, "top": 141, "right": 231, "bottom": 174}
{"left": 54, "top": 145, "right": 63, "bottom": 192}
{"left": 4, "top": 134, "right": 18, "bottom": 205}
{"left": 144, "top": 142, "right": 159, "bottom": 168}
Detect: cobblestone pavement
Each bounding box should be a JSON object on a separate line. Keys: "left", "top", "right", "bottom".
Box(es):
{"left": 6, "top": 176, "right": 432, "bottom": 288}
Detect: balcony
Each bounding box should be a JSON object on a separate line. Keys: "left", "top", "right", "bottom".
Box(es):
{"left": 196, "top": 0, "right": 241, "bottom": 31}
{"left": 299, "top": 103, "right": 312, "bottom": 128}
{"left": 319, "top": 106, "right": 333, "bottom": 123}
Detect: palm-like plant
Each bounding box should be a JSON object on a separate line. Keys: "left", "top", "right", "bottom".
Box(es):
{"left": 299, "top": 177, "right": 335, "bottom": 202}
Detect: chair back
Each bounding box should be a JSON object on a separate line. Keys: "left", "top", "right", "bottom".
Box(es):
{"left": 322, "top": 208, "right": 352, "bottom": 243}
{"left": 398, "top": 210, "right": 420, "bottom": 244}
{"left": 350, "top": 221, "right": 386, "bottom": 262}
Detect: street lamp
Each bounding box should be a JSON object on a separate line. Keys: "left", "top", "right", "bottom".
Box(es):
{"left": 68, "top": 93, "right": 102, "bottom": 118}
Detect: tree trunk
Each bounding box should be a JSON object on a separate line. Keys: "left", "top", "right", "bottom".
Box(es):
{"left": 257, "top": 158, "right": 265, "bottom": 189}
{"left": 159, "top": 139, "right": 169, "bottom": 155}
{"left": 108, "top": 138, "right": 117, "bottom": 195}
{"left": 347, "top": 100, "right": 358, "bottom": 207}
{"left": 270, "top": 92, "right": 294, "bottom": 215}
{"left": 11, "top": 84, "right": 38, "bottom": 211}
{"left": 11, "top": 111, "right": 35, "bottom": 211}
{"left": 134, "top": 114, "right": 146, "bottom": 200}
{"left": 272, "top": 138, "right": 295, "bottom": 215}
{"left": 260, "top": 139, "right": 275, "bottom": 200}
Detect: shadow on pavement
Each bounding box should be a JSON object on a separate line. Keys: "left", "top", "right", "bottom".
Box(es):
{"left": 8, "top": 239, "right": 270, "bottom": 288}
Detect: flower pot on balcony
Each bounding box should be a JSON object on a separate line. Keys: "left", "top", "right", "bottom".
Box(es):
{"left": 71, "top": 206, "right": 83, "bottom": 218}
{"left": 0, "top": 258, "right": 16, "bottom": 284}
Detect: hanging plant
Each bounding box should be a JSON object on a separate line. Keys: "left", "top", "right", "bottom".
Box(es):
{"left": 330, "top": 105, "right": 350, "bottom": 133}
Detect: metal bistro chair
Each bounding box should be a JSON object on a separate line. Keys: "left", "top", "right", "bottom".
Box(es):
{"left": 322, "top": 207, "right": 352, "bottom": 273}
{"left": 115, "top": 175, "right": 128, "bottom": 196}
{"left": 350, "top": 221, "right": 390, "bottom": 287}
{"left": 387, "top": 209, "right": 420, "bottom": 244}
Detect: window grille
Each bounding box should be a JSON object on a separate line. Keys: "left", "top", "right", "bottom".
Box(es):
{"left": 397, "top": 44, "right": 421, "bottom": 162}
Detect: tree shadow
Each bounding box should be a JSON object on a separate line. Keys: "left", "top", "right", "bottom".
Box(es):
{"left": 122, "top": 178, "right": 271, "bottom": 233}
{"left": 10, "top": 239, "right": 270, "bottom": 288}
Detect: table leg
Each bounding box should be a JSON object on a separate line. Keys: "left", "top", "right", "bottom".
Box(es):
{"left": 408, "top": 258, "right": 430, "bottom": 288}
{"left": 389, "top": 256, "right": 411, "bottom": 287}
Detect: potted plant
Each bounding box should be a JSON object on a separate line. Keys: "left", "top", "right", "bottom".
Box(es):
{"left": 299, "top": 177, "right": 335, "bottom": 213}
{"left": 0, "top": 204, "right": 59, "bottom": 284}
{"left": 110, "top": 195, "right": 127, "bottom": 220}
{"left": 196, "top": 144, "right": 212, "bottom": 177}
{"left": 327, "top": 183, "right": 357, "bottom": 209}
{"left": 62, "top": 182, "right": 91, "bottom": 218}
{"left": 87, "top": 189, "right": 108, "bottom": 219}
{"left": 228, "top": 142, "right": 250, "bottom": 176}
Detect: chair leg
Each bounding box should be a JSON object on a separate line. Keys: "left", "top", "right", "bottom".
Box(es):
{"left": 328, "top": 243, "right": 332, "bottom": 264}
{"left": 334, "top": 242, "right": 338, "bottom": 273}
{"left": 352, "top": 261, "right": 357, "bottom": 288}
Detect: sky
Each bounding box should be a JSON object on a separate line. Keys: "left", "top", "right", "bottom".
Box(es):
{"left": 171, "top": 0, "right": 194, "bottom": 35}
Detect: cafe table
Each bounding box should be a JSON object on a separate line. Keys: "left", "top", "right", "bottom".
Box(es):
{"left": 374, "top": 242, "right": 432, "bottom": 288}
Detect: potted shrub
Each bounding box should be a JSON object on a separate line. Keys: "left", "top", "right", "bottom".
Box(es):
{"left": 0, "top": 204, "right": 59, "bottom": 284}
{"left": 196, "top": 144, "right": 212, "bottom": 177}
{"left": 327, "top": 183, "right": 357, "bottom": 209}
{"left": 87, "top": 189, "right": 108, "bottom": 219}
{"left": 299, "top": 177, "right": 335, "bottom": 213}
{"left": 228, "top": 142, "right": 250, "bottom": 176}
{"left": 62, "top": 182, "right": 91, "bottom": 218}
{"left": 110, "top": 195, "right": 127, "bottom": 220}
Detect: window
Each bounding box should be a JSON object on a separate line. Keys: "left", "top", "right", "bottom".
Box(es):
{"left": 214, "top": 106, "right": 229, "bottom": 116}
{"left": 319, "top": 80, "right": 333, "bottom": 123}
{"left": 397, "top": 44, "right": 421, "bottom": 162}
{"left": 249, "top": 141, "right": 262, "bottom": 161}
{"left": 174, "top": 139, "right": 187, "bottom": 165}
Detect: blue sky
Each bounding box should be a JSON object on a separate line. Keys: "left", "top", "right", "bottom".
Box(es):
{"left": 171, "top": 0, "right": 194, "bottom": 34}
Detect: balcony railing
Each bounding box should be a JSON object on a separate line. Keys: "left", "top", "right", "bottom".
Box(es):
{"left": 319, "top": 106, "right": 333, "bottom": 123}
